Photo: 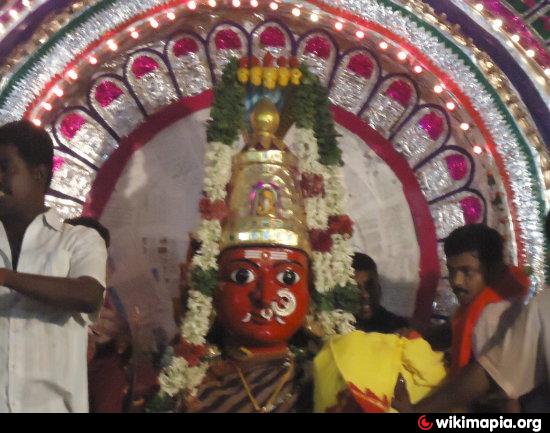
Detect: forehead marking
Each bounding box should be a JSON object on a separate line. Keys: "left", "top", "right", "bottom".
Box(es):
{"left": 270, "top": 252, "right": 288, "bottom": 260}
{"left": 244, "top": 250, "right": 262, "bottom": 259}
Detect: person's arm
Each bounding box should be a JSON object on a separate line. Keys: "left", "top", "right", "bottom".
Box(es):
{"left": 415, "top": 362, "right": 493, "bottom": 412}
{"left": 392, "top": 363, "right": 493, "bottom": 412}
{"left": 0, "top": 269, "right": 104, "bottom": 313}
{"left": 395, "top": 293, "right": 545, "bottom": 413}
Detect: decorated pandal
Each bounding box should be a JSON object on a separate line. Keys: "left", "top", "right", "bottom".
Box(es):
{"left": 1, "top": 0, "right": 549, "bottom": 412}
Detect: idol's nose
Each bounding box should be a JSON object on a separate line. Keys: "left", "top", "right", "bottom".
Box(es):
{"left": 249, "top": 272, "right": 278, "bottom": 308}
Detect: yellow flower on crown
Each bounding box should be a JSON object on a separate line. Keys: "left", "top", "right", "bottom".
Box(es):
{"left": 250, "top": 55, "right": 262, "bottom": 87}
{"left": 237, "top": 57, "right": 249, "bottom": 84}
{"left": 277, "top": 56, "right": 290, "bottom": 87}
{"left": 262, "top": 53, "right": 278, "bottom": 90}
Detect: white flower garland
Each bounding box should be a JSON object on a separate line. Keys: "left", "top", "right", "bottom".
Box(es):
{"left": 158, "top": 139, "right": 236, "bottom": 400}
{"left": 330, "top": 234, "right": 355, "bottom": 288}
{"left": 180, "top": 290, "right": 214, "bottom": 345}
{"left": 295, "top": 129, "right": 357, "bottom": 335}
{"left": 311, "top": 251, "right": 335, "bottom": 294}
{"left": 323, "top": 166, "right": 347, "bottom": 216}
{"left": 158, "top": 356, "right": 210, "bottom": 398}
{"left": 305, "top": 197, "right": 329, "bottom": 230}
{"left": 317, "top": 310, "right": 357, "bottom": 337}
{"left": 202, "top": 141, "right": 236, "bottom": 201}
{"left": 294, "top": 128, "right": 324, "bottom": 175}
{"left": 191, "top": 220, "right": 222, "bottom": 271}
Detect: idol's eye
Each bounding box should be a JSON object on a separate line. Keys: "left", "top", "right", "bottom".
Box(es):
{"left": 276, "top": 269, "right": 300, "bottom": 285}
{"left": 230, "top": 268, "right": 255, "bottom": 285}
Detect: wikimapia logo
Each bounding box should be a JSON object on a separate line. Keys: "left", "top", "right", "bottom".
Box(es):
{"left": 417, "top": 415, "right": 542, "bottom": 432}
{"left": 418, "top": 415, "right": 433, "bottom": 430}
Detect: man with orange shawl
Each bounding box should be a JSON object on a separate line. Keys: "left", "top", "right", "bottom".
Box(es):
{"left": 444, "top": 224, "right": 529, "bottom": 373}
{"left": 444, "top": 224, "right": 528, "bottom": 411}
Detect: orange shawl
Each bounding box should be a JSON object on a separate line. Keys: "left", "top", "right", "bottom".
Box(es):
{"left": 450, "top": 266, "right": 528, "bottom": 372}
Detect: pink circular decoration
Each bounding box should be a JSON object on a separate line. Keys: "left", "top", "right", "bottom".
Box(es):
{"left": 214, "top": 29, "right": 242, "bottom": 50}
{"left": 445, "top": 154, "right": 468, "bottom": 181}
{"left": 304, "top": 35, "right": 332, "bottom": 60}
{"left": 259, "top": 26, "right": 286, "bottom": 48}
{"left": 418, "top": 112, "right": 445, "bottom": 141}
{"left": 94, "top": 81, "right": 124, "bottom": 108}
{"left": 460, "top": 196, "right": 483, "bottom": 224}
{"left": 59, "top": 113, "right": 86, "bottom": 140}
{"left": 53, "top": 155, "right": 65, "bottom": 172}
{"left": 384, "top": 80, "right": 413, "bottom": 106}
{"left": 173, "top": 37, "right": 199, "bottom": 57}
{"left": 131, "top": 55, "right": 160, "bottom": 79}
{"left": 347, "top": 53, "right": 374, "bottom": 79}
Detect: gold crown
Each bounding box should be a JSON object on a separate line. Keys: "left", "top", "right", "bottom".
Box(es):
{"left": 220, "top": 98, "right": 310, "bottom": 253}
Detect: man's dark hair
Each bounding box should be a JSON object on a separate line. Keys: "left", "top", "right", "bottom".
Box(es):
{"left": 0, "top": 120, "right": 54, "bottom": 190}
{"left": 444, "top": 224, "right": 504, "bottom": 275}
{"left": 65, "top": 216, "right": 110, "bottom": 248}
{"left": 352, "top": 252, "right": 377, "bottom": 273}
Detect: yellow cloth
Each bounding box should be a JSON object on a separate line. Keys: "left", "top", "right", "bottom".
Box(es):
{"left": 313, "top": 331, "right": 447, "bottom": 412}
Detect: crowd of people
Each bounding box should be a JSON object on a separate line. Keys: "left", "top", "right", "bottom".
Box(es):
{"left": 0, "top": 119, "right": 548, "bottom": 412}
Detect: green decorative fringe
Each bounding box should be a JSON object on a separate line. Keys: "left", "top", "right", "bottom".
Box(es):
{"left": 206, "top": 59, "right": 246, "bottom": 145}
{"left": 312, "top": 282, "right": 361, "bottom": 315}
{"left": 189, "top": 267, "right": 218, "bottom": 297}
{"left": 289, "top": 66, "right": 342, "bottom": 166}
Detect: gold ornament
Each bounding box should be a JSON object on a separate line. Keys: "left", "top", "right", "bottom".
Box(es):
{"left": 219, "top": 98, "right": 310, "bottom": 254}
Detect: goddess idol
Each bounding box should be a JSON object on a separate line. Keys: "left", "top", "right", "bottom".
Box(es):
{"left": 145, "top": 56, "right": 361, "bottom": 412}
{"left": 142, "top": 56, "right": 446, "bottom": 414}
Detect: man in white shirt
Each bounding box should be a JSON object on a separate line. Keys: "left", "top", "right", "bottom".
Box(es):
{"left": 0, "top": 120, "right": 107, "bottom": 412}
{"left": 392, "top": 213, "right": 550, "bottom": 412}
{"left": 393, "top": 290, "right": 550, "bottom": 412}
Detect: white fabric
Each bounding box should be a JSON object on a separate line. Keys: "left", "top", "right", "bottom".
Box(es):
{"left": 478, "top": 289, "right": 550, "bottom": 399}
{"left": 0, "top": 208, "right": 107, "bottom": 413}
{"left": 472, "top": 299, "right": 513, "bottom": 358}
{"left": 334, "top": 126, "right": 421, "bottom": 317}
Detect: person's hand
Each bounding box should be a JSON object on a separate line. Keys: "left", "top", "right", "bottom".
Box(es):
{"left": 0, "top": 268, "right": 10, "bottom": 286}
{"left": 89, "top": 304, "right": 126, "bottom": 347}
{"left": 392, "top": 374, "right": 413, "bottom": 413}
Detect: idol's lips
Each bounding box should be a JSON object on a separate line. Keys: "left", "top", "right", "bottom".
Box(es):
{"left": 240, "top": 289, "right": 297, "bottom": 326}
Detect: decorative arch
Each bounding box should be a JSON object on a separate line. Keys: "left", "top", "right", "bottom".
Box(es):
{"left": 0, "top": 0, "right": 548, "bottom": 326}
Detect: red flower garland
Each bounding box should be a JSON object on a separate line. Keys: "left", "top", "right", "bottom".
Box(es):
{"left": 174, "top": 339, "right": 208, "bottom": 367}
{"left": 310, "top": 229, "right": 333, "bottom": 252}
{"left": 301, "top": 173, "right": 325, "bottom": 197}
{"left": 199, "top": 197, "right": 228, "bottom": 221}
{"left": 328, "top": 214, "right": 354, "bottom": 237}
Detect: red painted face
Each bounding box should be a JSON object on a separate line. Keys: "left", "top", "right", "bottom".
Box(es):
{"left": 216, "top": 247, "right": 309, "bottom": 346}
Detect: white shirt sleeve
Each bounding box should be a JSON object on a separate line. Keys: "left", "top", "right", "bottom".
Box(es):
{"left": 478, "top": 295, "right": 544, "bottom": 399}
{"left": 472, "top": 300, "right": 512, "bottom": 358}
{"left": 67, "top": 226, "right": 108, "bottom": 324}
